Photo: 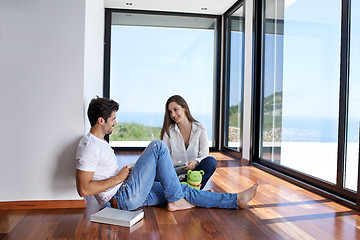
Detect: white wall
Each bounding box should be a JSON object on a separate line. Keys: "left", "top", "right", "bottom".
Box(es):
{"left": 84, "top": 0, "right": 105, "bottom": 134}
{"left": 242, "top": 0, "right": 254, "bottom": 160}
{"left": 0, "top": 0, "right": 90, "bottom": 201}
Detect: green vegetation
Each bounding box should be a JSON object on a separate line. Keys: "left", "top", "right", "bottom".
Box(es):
{"left": 263, "top": 92, "right": 282, "bottom": 131}
{"left": 229, "top": 104, "right": 241, "bottom": 127}
{"left": 228, "top": 91, "right": 283, "bottom": 131}
{"left": 263, "top": 115, "right": 282, "bottom": 131}
{"left": 263, "top": 92, "right": 282, "bottom": 113}
{"left": 110, "top": 122, "right": 161, "bottom": 141}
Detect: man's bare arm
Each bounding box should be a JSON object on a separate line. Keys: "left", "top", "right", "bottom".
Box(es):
{"left": 76, "top": 166, "right": 130, "bottom": 197}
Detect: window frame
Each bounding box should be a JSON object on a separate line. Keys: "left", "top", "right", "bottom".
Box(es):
{"left": 103, "top": 8, "right": 222, "bottom": 152}
{"left": 222, "top": 1, "right": 246, "bottom": 159}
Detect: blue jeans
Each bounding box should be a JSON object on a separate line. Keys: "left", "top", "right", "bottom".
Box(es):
{"left": 194, "top": 156, "right": 217, "bottom": 189}
{"left": 112, "top": 140, "right": 238, "bottom": 210}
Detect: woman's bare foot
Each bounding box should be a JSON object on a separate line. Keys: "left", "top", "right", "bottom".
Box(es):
{"left": 237, "top": 183, "right": 258, "bottom": 209}
{"left": 167, "top": 198, "right": 195, "bottom": 212}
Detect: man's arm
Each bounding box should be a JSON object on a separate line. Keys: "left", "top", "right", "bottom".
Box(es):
{"left": 76, "top": 166, "right": 130, "bottom": 197}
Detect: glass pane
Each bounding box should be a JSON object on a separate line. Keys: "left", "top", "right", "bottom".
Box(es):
{"left": 345, "top": 0, "right": 360, "bottom": 191}
{"left": 226, "top": 6, "right": 244, "bottom": 151}
{"left": 109, "top": 12, "right": 217, "bottom": 147}
{"left": 262, "top": 0, "right": 341, "bottom": 184}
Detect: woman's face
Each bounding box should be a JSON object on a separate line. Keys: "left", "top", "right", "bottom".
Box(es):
{"left": 168, "top": 101, "right": 187, "bottom": 124}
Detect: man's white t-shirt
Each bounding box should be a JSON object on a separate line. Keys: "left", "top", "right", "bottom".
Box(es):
{"left": 76, "top": 132, "right": 121, "bottom": 205}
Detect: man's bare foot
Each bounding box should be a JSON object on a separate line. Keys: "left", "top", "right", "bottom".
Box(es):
{"left": 237, "top": 183, "right": 258, "bottom": 209}
{"left": 167, "top": 198, "right": 195, "bottom": 212}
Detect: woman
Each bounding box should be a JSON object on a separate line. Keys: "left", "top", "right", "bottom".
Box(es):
{"left": 161, "top": 95, "right": 217, "bottom": 190}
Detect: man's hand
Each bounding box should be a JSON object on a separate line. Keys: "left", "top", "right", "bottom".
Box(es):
{"left": 183, "top": 160, "right": 199, "bottom": 171}
{"left": 76, "top": 166, "right": 130, "bottom": 197}
{"left": 117, "top": 166, "right": 131, "bottom": 182}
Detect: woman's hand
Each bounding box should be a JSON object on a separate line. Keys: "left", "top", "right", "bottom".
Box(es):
{"left": 183, "top": 160, "right": 199, "bottom": 171}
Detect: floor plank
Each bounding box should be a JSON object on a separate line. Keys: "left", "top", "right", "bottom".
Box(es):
{"left": 1, "top": 152, "right": 360, "bottom": 239}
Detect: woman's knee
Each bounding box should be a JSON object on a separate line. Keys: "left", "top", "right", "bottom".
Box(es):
{"left": 205, "top": 156, "right": 217, "bottom": 169}
{"left": 196, "top": 156, "right": 217, "bottom": 174}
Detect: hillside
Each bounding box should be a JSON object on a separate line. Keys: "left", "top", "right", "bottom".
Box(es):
{"left": 229, "top": 92, "right": 282, "bottom": 130}
{"left": 110, "top": 122, "right": 161, "bottom": 141}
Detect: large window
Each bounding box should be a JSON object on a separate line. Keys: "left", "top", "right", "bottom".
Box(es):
{"left": 256, "top": 0, "right": 359, "bottom": 203}
{"left": 225, "top": 6, "right": 245, "bottom": 151}
{"left": 104, "top": 11, "right": 220, "bottom": 148}
{"left": 261, "top": 0, "right": 342, "bottom": 183}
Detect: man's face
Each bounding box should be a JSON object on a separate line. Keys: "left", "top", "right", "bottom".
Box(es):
{"left": 103, "top": 111, "right": 117, "bottom": 135}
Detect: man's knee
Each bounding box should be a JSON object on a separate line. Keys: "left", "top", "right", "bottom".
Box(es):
{"left": 148, "top": 140, "right": 163, "bottom": 148}
{"left": 149, "top": 140, "right": 168, "bottom": 154}
{"left": 152, "top": 140, "right": 163, "bottom": 145}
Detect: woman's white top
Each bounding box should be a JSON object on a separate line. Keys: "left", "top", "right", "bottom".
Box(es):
{"left": 162, "top": 122, "right": 209, "bottom": 165}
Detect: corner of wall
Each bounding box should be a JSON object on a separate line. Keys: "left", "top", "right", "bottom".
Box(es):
{"left": 242, "top": 0, "right": 254, "bottom": 160}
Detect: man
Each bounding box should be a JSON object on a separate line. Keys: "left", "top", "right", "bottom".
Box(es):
{"left": 76, "top": 97, "right": 258, "bottom": 211}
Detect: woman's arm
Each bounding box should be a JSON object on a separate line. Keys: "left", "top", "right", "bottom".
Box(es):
{"left": 196, "top": 126, "right": 210, "bottom": 162}
{"left": 162, "top": 132, "right": 171, "bottom": 152}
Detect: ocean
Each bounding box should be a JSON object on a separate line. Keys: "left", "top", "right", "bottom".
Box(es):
{"left": 282, "top": 117, "right": 359, "bottom": 142}
{"left": 116, "top": 112, "right": 359, "bottom": 143}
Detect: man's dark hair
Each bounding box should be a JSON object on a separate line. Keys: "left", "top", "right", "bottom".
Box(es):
{"left": 87, "top": 97, "right": 119, "bottom": 127}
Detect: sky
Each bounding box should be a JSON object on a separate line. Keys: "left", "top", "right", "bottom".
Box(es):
{"left": 110, "top": 25, "right": 214, "bottom": 116}
{"left": 109, "top": 24, "right": 216, "bottom": 138}
{"left": 229, "top": 31, "right": 244, "bottom": 107}
{"left": 263, "top": 0, "right": 359, "bottom": 142}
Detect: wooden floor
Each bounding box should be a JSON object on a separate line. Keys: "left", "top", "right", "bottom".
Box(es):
{"left": 1, "top": 152, "right": 360, "bottom": 240}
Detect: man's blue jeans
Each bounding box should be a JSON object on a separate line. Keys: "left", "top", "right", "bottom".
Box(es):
{"left": 112, "top": 140, "right": 238, "bottom": 210}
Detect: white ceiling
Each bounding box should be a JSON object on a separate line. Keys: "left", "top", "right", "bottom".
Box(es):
{"left": 104, "top": 0, "right": 239, "bottom": 15}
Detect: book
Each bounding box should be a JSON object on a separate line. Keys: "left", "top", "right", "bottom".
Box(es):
{"left": 90, "top": 207, "right": 144, "bottom": 227}
{"left": 173, "top": 163, "right": 186, "bottom": 170}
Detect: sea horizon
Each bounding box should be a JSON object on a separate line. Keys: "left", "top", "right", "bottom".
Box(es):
{"left": 116, "top": 112, "right": 359, "bottom": 143}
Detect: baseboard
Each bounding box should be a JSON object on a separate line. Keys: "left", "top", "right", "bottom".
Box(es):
{"left": 0, "top": 199, "right": 86, "bottom": 210}
{"left": 241, "top": 158, "right": 250, "bottom": 165}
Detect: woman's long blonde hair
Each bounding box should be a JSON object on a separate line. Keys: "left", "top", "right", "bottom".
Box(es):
{"left": 160, "top": 95, "right": 198, "bottom": 140}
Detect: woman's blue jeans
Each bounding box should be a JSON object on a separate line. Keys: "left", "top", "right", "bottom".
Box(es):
{"left": 112, "top": 140, "right": 238, "bottom": 210}
{"left": 194, "top": 156, "right": 217, "bottom": 189}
